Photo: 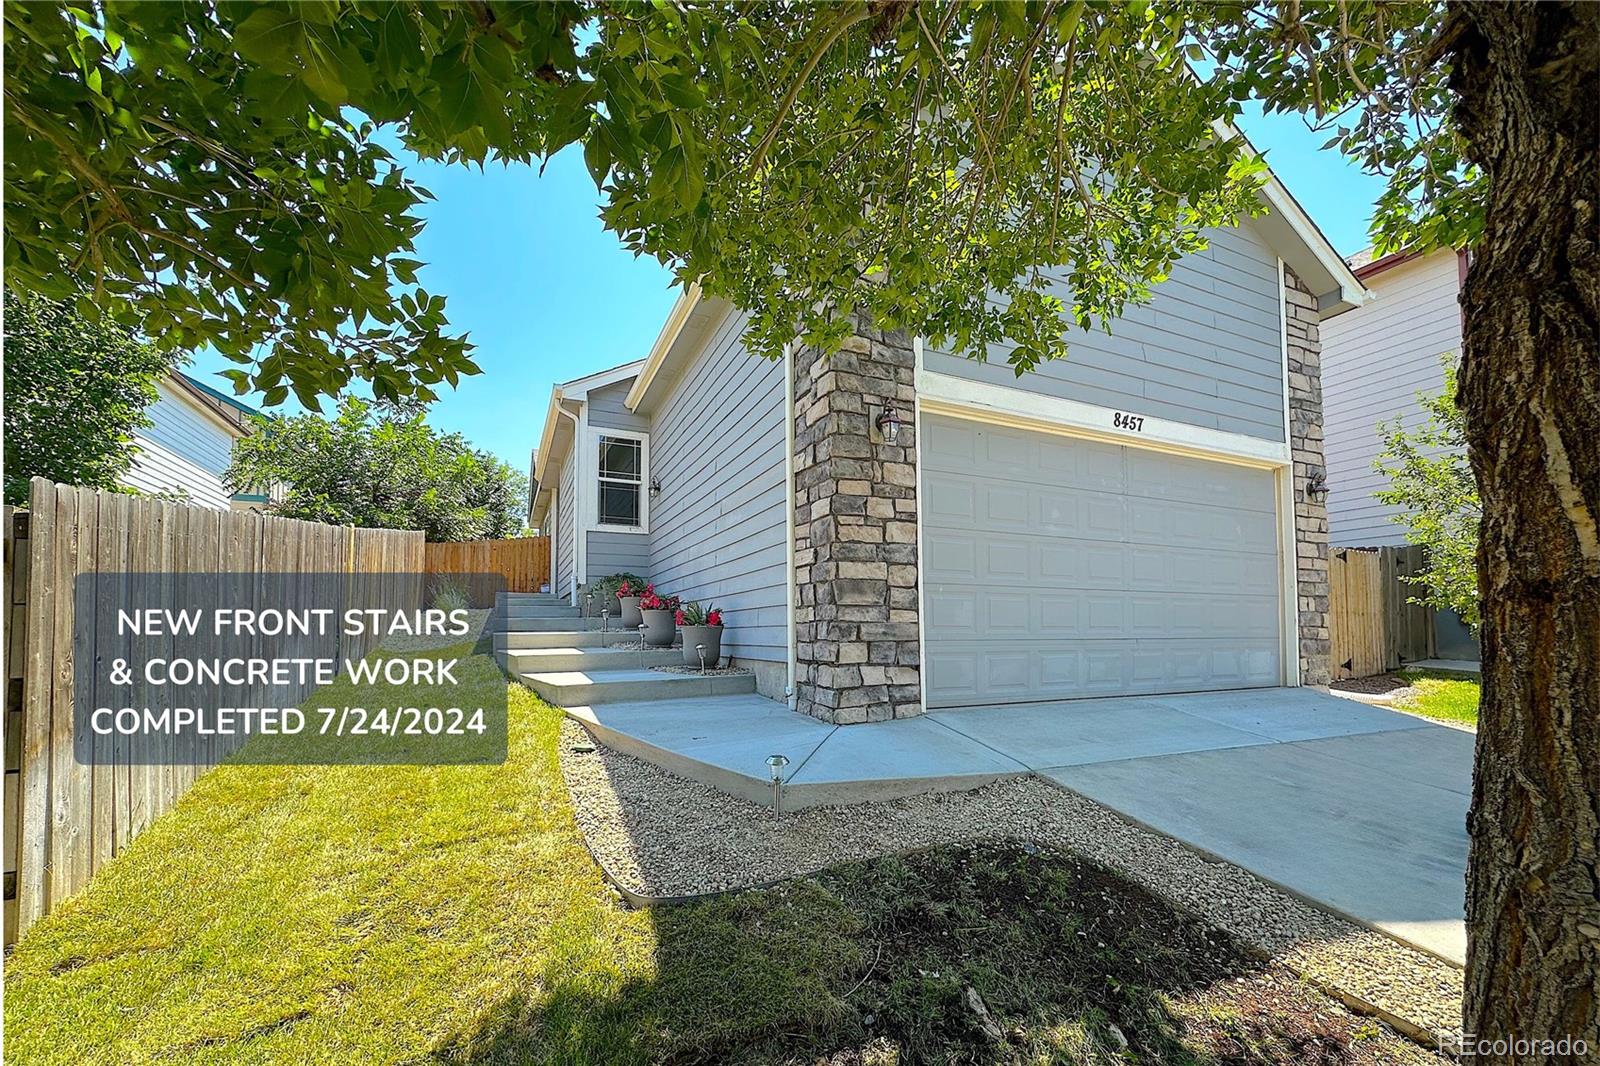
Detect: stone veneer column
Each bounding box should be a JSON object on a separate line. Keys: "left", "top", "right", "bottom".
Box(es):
{"left": 791, "top": 317, "right": 923, "bottom": 723}
{"left": 1285, "top": 268, "right": 1331, "bottom": 687}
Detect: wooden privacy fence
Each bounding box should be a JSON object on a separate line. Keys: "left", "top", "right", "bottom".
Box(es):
{"left": 3, "top": 479, "right": 425, "bottom": 945}
{"left": 1328, "top": 544, "right": 1436, "bottom": 680}
{"left": 425, "top": 536, "right": 550, "bottom": 605}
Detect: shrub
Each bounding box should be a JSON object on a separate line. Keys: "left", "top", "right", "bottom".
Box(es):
{"left": 430, "top": 577, "right": 470, "bottom": 614}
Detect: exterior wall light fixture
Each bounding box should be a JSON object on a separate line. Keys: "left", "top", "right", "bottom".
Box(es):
{"left": 875, "top": 402, "right": 905, "bottom": 445}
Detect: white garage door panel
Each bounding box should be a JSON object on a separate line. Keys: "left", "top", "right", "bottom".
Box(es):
{"left": 924, "top": 414, "right": 1282, "bottom": 707}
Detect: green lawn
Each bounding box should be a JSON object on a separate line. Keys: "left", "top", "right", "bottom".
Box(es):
{"left": 5, "top": 648, "right": 1434, "bottom": 1064}
{"left": 1396, "top": 669, "right": 1482, "bottom": 727}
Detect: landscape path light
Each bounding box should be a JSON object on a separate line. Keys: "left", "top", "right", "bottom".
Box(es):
{"left": 766, "top": 753, "right": 790, "bottom": 817}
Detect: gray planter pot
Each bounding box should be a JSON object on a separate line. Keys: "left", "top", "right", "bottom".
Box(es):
{"left": 641, "top": 609, "right": 677, "bottom": 647}
{"left": 618, "top": 596, "right": 643, "bottom": 629}
{"left": 679, "top": 625, "right": 724, "bottom": 668}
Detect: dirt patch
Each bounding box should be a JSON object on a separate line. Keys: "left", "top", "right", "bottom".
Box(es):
{"left": 1331, "top": 674, "right": 1415, "bottom": 698}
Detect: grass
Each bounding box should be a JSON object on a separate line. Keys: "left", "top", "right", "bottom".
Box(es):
{"left": 1395, "top": 669, "right": 1482, "bottom": 727}
{"left": 5, "top": 647, "right": 1436, "bottom": 1065}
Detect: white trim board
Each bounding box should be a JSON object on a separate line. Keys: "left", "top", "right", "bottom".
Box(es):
{"left": 586, "top": 424, "right": 652, "bottom": 537}
{"left": 625, "top": 285, "right": 702, "bottom": 410}
{"left": 915, "top": 367, "right": 1292, "bottom": 469}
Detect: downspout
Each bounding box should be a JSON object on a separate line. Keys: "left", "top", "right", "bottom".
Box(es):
{"left": 783, "top": 342, "right": 799, "bottom": 709}
{"left": 555, "top": 400, "right": 583, "bottom": 605}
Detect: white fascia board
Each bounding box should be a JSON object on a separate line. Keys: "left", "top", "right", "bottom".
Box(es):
{"left": 532, "top": 388, "right": 566, "bottom": 487}
{"left": 625, "top": 284, "right": 702, "bottom": 410}
{"left": 1210, "top": 118, "right": 1366, "bottom": 314}
{"left": 561, "top": 358, "right": 647, "bottom": 399}
{"left": 916, "top": 367, "right": 1291, "bottom": 469}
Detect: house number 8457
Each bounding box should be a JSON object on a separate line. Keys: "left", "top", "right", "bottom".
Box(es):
{"left": 1113, "top": 412, "right": 1145, "bottom": 432}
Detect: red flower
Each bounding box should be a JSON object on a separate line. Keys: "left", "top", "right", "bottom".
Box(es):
{"left": 618, "top": 580, "right": 632, "bottom": 596}
{"left": 674, "top": 609, "right": 685, "bottom": 625}
{"left": 706, "top": 609, "right": 723, "bottom": 627}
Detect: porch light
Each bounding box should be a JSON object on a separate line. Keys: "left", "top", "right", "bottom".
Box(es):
{"left": 875, "top": 402, "right": 904, "bottom": 445}
{"left": 1307, "top": 471, "right": 1329, "bottom": 498}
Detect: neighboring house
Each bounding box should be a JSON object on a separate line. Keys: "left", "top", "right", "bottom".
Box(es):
{"left": 121, "top": 371, "right": 264, "bottom": 511}
{"left": 1319, "top": 245, "right": 1478, "bottom": 660}
{"left": 530, "top": 166, "right": 1363, "bottom": 721}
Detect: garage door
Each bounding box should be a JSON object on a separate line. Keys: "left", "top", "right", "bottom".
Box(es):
{"left": 922, "top": 414, "right": 1283, "bottom": 707}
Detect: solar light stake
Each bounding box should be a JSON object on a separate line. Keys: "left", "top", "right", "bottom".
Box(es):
{"left": 766, "top": 754, "right": 790, "bottom": 817}
{"left": 601, "top": 605, "right": 610, "bottom": 634}
{"left": 696, "top": 643, "right": 707, "bottom": 675}
{"left": 638, "top": 623, "right": 647, "bottom": 667}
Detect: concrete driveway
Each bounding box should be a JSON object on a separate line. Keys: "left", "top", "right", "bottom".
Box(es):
{"left": 930, "top": 688, "right": 1473, "bottom": 964}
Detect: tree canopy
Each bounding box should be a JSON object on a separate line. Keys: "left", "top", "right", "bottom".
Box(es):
{"left": 1, "top": 287, "right": 178, "bottom": 505}
{"left": 226, "top": 396, "right": 527, "bottom": 540}
{"left": 4, "top": 1, "right": 1478, "bottom": 405}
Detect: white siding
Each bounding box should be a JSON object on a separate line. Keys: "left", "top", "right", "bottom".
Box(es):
{"left": 121, "top": 380, "right": 238, "bottom": 510}
{"left": 1321, "top": 250, "right": 1462, "bottom": 546}
{"left": 646, "top": 308, "right": 789, "bottom": 663}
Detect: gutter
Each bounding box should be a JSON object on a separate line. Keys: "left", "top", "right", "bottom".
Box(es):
{"left": 554, "top": 401, "right": 583, "bottom": 601}
{"left": 783, "top": 342, "right": 799, "bottom": 710}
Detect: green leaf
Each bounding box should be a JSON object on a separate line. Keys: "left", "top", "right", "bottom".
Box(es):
{"left": 232, "top": 7, "right": 306, "bottom": 74}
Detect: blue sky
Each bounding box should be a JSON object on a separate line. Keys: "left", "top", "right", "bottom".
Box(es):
{"left": 186, "top": 106, "right": 1386, "bottom": 471}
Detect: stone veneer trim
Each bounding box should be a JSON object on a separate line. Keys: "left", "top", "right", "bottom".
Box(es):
{"left": 1285, "top": 267, "right": 1332, "bottom": 687}
{"left": 790, "top": 317, "right": 924, "bottom": 724}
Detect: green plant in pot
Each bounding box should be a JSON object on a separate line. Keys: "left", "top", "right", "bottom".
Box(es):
{"left": 637, "top": 585, "right": 679, "bottom": 647}
{"left": 610, "top": 576, "right": 648, "bottom": 628}
{"left": 676, "top": 602, "right": 724, "bottom": 668}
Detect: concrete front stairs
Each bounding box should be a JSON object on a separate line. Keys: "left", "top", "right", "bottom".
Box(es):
{"left": 493, "top": 591, "right": 1020, "bottom": 810}
{"left": 494, "top": 592, "right": 757, "bottom": 708}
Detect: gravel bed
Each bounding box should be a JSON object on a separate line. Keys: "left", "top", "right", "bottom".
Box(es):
{"left": 650, "top": 664, "right": 750, "bottom": 676}
{"left": 603, "top": 637, "right": 680, "bottom": 651}
{"left": 559, "top": 718, "right": 1464, "bottom": 1042}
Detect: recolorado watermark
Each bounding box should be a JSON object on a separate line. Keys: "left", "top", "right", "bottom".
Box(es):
{"left": 1438, "top": 1029, "right": 1591, "bottom": 1059}
{"left": 73, "top": 572, "right": 508, "bottom": 765}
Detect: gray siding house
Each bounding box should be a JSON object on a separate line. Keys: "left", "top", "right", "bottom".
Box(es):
{"left": 530, "top": 170, "right": 1362, "bottom": 722}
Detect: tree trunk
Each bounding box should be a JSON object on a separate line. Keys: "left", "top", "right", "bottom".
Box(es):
{"left": 1448, "top": 2, "right": 1600, "bottom": 1059}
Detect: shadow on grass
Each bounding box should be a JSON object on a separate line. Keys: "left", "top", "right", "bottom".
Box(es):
{"left": 428, "top": 843, "right": 1399, "bottom": 1066}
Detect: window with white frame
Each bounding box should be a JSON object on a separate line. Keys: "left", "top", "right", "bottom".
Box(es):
{"left": 596, "top": 434, "right": 644, "bottom": 527}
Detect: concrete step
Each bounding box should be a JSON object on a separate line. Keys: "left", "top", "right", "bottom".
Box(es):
{"left": 499, "top": 617, "right": 599, "bottom": 633}
{"left": 500, "top": 605, "right": 583, "bottom": 619}
{"left": 496, "top": 629, "right": 613, "bottom": 650}
{"left": 498, "top": 592, "right": 566, "bottom": 606}
{"left": 564, "top": 694, "right": 1027, "bottom": 810}
{"left": 500, "top": 645, "right": 683, "bottom": 673}
{"left": 517, "top": 666, "right": 756, "bottom": 707}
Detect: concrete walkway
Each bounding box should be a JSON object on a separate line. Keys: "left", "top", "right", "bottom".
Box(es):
{"left": 1406, "top": 658, "right": 1480, "bottom": 674}
{"left": 568, "top": 686, "right": 1470, "bottom": 965}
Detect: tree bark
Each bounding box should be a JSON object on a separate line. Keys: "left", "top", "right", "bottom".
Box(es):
{"left": 1448, "top": 2, "right": 1600, "bottom": 1059}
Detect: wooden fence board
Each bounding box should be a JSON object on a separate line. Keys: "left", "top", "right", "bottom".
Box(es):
{"left": 1329, "top": 544, "right": 1441, "bottom": 679}
{"left": 5, "top": 481, "right": 426, "bottom": 942}
{"left": 424, "top": 537, "right": 550, "bottom": 605}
